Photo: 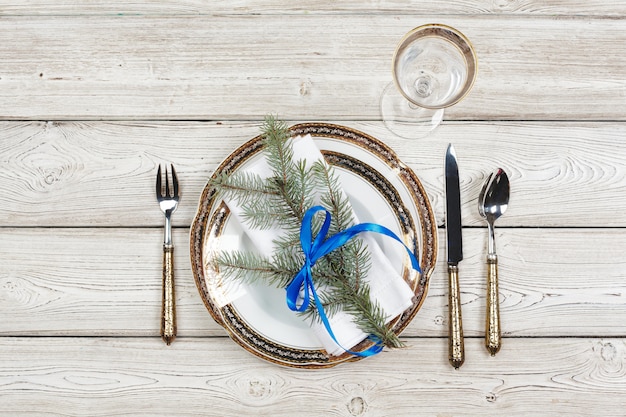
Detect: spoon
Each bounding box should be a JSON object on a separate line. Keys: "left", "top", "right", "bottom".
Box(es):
{"left": 478, "top": 168, "right": 510, "bottom": 356}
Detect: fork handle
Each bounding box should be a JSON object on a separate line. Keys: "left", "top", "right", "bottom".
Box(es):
{"left": 485, "top": 254, "right": 501, "bottom": 355}
{"left": 161, "top": 244, "right": 176, "bottom": 345}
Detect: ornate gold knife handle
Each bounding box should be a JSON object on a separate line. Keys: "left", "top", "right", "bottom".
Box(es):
{"left": 485, "top": 254, "right": 501, "bottom": 355}
{"left": 161, "top": 244, "right": 176, "bottom": 345}
{"left": 448, "top": 264, "right": 465, "bottom": 369}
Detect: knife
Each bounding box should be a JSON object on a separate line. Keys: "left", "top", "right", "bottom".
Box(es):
{"left": 445, "top": 143, "right": 465, "bottom": 369}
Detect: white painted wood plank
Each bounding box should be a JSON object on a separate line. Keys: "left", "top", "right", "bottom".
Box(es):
{"left": 2, "top": 227, "right": 625, "bottom": 337}
{"left": 1, "top": 1, "right": 625, "bottom": 16}
{"left": 0, "top": 5, "right": 621, "bottom": 416}
{"left": 0, "top": 15, "right": 625, "bottom": 120}
{"left": 1, "top": 121, "right": 624, "bottom": 228}
{"left": 0, "top": 228, "right": 216, "bottom": 337}
{"left": 1, "top": 337, "right": 625, "bottom": 416}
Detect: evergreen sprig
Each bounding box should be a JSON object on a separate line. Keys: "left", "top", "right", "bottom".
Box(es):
{"left": 209, "top": 116, "right": 403, "bottom": 350}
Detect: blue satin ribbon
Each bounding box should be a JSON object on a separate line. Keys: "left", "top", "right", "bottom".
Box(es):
{"left": 285, "top": 205, "right": 421, "bottom": 357}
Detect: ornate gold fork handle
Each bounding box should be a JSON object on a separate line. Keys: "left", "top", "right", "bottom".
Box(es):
{"left": 485, "top": 254, "right": 501, "bottom": 355}
{"left": 448, "top": 264, "right": 465, "bottom": 369}
{"left": 161, "top": 244, "right": 176, "bottom": 345}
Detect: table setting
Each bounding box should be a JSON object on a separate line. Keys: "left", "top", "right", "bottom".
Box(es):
{"left": 2, "top": 3, "right": 626, "bottom": 416}
{"left": 190, "top": 119, "right": 437, "bottom": 368}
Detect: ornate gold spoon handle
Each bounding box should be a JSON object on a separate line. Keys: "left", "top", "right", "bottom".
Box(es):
{"left": 485, "top": 254, "right": 501, "bottom": 355}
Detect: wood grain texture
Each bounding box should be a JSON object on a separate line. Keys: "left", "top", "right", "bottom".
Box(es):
{"left": 1, "top": 5, "right": 625, "bottom": 416}
{"left": 0, "top": 15, "right": 625, "bottom": 120}
{"left": 2, "top": 227, "right": 625, "bottom": 337}
{"left": 0, "top": 228, "right": 215, "bottom": 336}
{"left": 1, "top": 121, "right": 625, "bottom": 227}
{"left": 1, "top": 1, "right": 625, "bottom": 16}
{"left": 1, "top": 337, "right": 625, "bottom": 416}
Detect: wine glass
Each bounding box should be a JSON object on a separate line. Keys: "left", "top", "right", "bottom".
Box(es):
{"left": 380, "top": 24, "right": 477, "bottom": 139}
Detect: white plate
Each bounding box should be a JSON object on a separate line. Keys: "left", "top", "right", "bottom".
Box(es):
{"left": 190, "top": 123, "right": 437, "bottom": 368}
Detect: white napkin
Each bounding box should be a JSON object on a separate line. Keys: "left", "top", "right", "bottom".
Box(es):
{"left": 221, "top": 134, "right": 415, "bottom": 356}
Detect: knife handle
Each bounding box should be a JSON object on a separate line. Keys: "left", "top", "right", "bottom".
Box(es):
{"left": 161, "top": 244, "right": 176, "bottom": 345}
{"left": 447, "top": 264, "right": 465, "bottom": 369}
{"left": 485, "top": 254, "right": 501, "bottom": 355}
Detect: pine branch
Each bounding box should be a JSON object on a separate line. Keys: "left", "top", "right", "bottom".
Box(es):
{"left": 210, "top": 116, "right": 403, "bottom": 351}
{"left": 214, "top": 250, "right": 298, "bottom": 289}
{"left": 210, "top": 171, "right": 278, "bottom": 207}
{"left": 264, "top": 150, "right": 315, "bottom": 226}
{"left": 312, "top": 160, "right": 353, "bottom": 234}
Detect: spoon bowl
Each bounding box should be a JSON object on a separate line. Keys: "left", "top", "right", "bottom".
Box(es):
{"left": 481, "top": 169, "right": 509, "bottom": 234}
{"left": 478, "top": 168, "right": 510, "bottom": 356}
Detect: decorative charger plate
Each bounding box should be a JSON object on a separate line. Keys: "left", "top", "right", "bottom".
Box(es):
{"left": 190, "top": 123, "right": 437, "bottom": 368}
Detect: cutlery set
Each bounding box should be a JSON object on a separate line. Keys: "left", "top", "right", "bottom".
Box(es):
{"left": 153, "top": 144, "right": 509, "bottom": 365}
{"left": 445, "top": 144, "right": 510, "bottom": 368}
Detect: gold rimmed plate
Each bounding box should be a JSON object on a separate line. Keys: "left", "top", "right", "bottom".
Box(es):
{"left": 190, "top": 123, "right": 437, "bottom": 368}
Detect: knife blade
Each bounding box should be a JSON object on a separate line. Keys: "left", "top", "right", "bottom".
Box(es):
{"left": 445, "top": 143, "right": 465, "bottom": 369}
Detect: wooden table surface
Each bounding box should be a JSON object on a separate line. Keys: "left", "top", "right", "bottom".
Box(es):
{"left": 2, "top": 2, "right": 626, "bottom": 416}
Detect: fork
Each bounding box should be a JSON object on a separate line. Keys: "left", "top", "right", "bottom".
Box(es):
{"left": 156, "top": 164, "right": 179, "bottom": 345}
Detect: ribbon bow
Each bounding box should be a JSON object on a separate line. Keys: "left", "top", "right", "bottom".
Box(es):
{"left": 285, "top": 205, "right": 421, "bottom": 357}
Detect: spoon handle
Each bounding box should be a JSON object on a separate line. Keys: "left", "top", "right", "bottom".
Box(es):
{"left": 448, "top": 264, "right": 465, "bottom": 368}
{"left": 485, "top": 254, "right": 501, "bottom": 355}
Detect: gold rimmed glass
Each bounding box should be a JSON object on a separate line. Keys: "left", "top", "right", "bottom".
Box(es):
{"left": 381, "top": 24, "right": 478, "bottom": 139}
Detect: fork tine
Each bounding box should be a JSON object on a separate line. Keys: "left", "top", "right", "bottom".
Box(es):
{"left": 164, "top": 165, "right": 171, "bottom": 198}
{"left": 170, "top": 164, "right": 179, "bottom": 198}
{"left": 156, "top": 165, "right": 162, "bottom": 198}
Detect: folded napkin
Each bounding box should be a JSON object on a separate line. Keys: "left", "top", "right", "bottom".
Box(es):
{"left": 221, "top": 134, "right": 415, "bottom": 356}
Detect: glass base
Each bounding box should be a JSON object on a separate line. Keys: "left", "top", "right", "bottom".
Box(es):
{"left": 380, "top": 82, "right": 444, "bottom": 140}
